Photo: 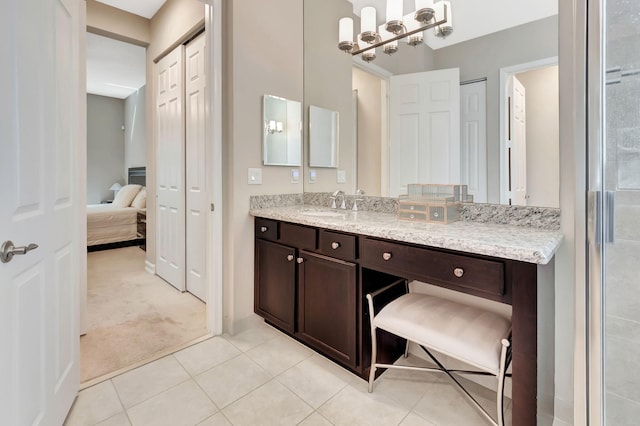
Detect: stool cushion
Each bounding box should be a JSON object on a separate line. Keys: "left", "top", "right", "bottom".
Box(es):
{"left": 373, "top": 293, "right": 511, "bottom": 375}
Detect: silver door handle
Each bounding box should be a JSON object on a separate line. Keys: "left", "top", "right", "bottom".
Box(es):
{"left": 1, "top": 241, "right": 39, "bottom": 264}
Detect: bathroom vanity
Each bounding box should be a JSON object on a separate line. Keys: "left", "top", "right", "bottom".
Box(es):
{"left": 251, "top": 205, "right": 562, "bottom": 426}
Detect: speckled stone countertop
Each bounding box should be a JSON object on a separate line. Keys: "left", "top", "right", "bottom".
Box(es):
{"left": 249, "top": 205, "right": 563, "bottom": 265}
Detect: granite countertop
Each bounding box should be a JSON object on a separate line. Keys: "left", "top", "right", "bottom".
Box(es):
{"left": 250, "top": 205, "right": 564, "bottom": 265}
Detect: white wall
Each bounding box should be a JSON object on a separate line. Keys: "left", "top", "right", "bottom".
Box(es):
{"left": 124, "top": 85, "right": 146, "bottom": 176}
{"left": 516, "top": 66, "right": 560, "bottom": 208}
{"left": 86, "top": 94, "right": 125, "bottom": 203}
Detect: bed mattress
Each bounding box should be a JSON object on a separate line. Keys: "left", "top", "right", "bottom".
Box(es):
{"left": 87, "top": 204, "right": 141, "bottom": 246}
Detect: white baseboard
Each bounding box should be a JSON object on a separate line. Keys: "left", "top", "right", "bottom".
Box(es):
{"left": 145, "top": 260, "right": 155, "bottom": 274}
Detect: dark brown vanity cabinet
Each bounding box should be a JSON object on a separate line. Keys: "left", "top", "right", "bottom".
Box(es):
{"left": 296, "top": 251, "right": 357, "bottom": 369}
{"left": 254, "top": 238, "right": 296, "bottom": 334}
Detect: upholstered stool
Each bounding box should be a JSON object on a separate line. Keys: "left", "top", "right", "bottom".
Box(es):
{"left": 366, "top": 288, "right": 512, "bottom": 426}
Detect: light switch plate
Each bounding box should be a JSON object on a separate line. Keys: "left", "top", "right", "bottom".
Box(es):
{"left": 308, "top": 169, "right": 317, "bottom": 184}
{"left": 248, "top": 168, "right": 262, "bottom": 185}
{"left": 291, "top": 169, "right": 300, "bottom": 184}
{"left": 337, "top": 170, "right": 346, "bottom": 183}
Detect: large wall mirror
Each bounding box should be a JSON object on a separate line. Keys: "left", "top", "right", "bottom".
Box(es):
{"left": 303, "top": 0, "right": 559, "bottom": 208}
{"left": 263, "top": 94, "right": 302, "bottom": 167}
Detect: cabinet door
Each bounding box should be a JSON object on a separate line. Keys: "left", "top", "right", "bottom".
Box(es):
{"left": 297, "top": 251, "right": 357, "bottom": 369}
{"left": 255, "top": 239, "right": 296, "bottom": 333}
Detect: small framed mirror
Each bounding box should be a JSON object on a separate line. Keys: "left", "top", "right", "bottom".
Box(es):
{"left": 309, "top": 105, "right": 339, "bottom": 168}
{"left": 263, "top": 94, "right": 302, "bottom": 166}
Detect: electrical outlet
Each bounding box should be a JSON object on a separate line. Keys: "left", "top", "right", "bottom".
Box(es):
{"left": 309, "top": 169, "right": 317, "bottom": 184}
{"left": 248, "top": 168, "right": 262, "bottom": 185}
{"left": 291, "top": 169, "right": 300, "bottom": 184}
{"left": 337, "top": 170, "right": 346, "bottom": 183}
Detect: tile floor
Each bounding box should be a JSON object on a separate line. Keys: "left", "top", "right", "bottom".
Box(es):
{"left": 65, "top": 321, "right": 512, "bottom": 426}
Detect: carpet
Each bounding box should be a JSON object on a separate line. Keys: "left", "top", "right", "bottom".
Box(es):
{"left": 81, "top": 246, "right": 207, "bottom": 383}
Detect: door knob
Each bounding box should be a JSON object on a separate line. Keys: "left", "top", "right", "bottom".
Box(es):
{"left": 1, "top": 241, "right": 39, "bottom": 264}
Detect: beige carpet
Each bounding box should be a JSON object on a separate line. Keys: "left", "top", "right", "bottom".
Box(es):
{"left": 81, "top": 246, "right": 206, "bottom": 383}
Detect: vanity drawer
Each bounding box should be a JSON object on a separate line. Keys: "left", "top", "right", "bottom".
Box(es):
{"left": 360, "top": 238, "right": 505, "bottom": 297}
{"left": 255, "top": 218, "right": 278, "bottom": 241}
{"left": 279, "top": 222, "right": 317, "bottom": 251}
{"left": 318, "top": 230, "right": 357, "bottom": 261}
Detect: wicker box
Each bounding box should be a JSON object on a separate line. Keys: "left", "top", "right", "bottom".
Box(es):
{"left": 406, "top": 183, "right": 470, "bottom": 202}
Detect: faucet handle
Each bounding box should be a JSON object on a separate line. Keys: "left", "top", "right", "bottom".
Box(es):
{"left": 329, "top": 196, "right": 337, "bottom": 209}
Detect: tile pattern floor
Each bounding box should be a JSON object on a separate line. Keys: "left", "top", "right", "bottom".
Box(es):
{"left": 66, "top": 321, "right": 512, "bottom": 426}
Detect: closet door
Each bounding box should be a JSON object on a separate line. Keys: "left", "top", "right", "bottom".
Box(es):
{"left": 185, "top": 33, "right": 207, "bottom": 302}
{"left": 156, "top": 45, "right": 186, "bottom": 291}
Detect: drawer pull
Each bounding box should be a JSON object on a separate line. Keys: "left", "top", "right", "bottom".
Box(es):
{"left": 297, "top": 257, "right": 305, "bottom": 264}
{"left": 287, "top": 254, "right": 294, "bottom": 262}
{"left": 453, "top": 267, "right": 464, "bottom": 278}
{"left": 410, "top": 205, "right": 415, "bottom": 210}
{"left": 331, "top": 242, "right": 341, "bottom": 250}
{"left": 410, "top": 214, "right": 415, "bottom": 219}
{"left": 260, "top": 226, "right": 268, "bottom": 233}
{"left": 382, "top": 252, "right": 392, "bottom": 261}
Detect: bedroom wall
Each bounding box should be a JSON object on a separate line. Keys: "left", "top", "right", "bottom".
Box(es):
{"left": 124, "top": 85, "right": 147, "bottom": 177}
{"left": 87, "top": 94, "right": 125, "bottom": 204}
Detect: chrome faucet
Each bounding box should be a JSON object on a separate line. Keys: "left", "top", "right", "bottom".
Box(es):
{"left": 330, "top": 190, "right": 346, "bottom": 209}
{"left": 352, "top": 189, "right": 365, "bottom": 211}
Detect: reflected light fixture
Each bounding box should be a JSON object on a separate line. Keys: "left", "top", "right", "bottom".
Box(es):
{"left": 109, "top": 182, "right": 122, "bottom": 199}
{"left": 266, "top": 120, "right": 284, "bottom": 134}
{"left": 338, "top": 0, "right": 453, "bottom": 62}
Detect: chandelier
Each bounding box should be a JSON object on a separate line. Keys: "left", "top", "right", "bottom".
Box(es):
{"left": 338, "top": 0, "right": 453, "bottom": 62}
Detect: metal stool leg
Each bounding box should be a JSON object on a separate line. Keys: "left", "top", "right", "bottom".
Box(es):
{"left": 496, "top": 338, "right": 511, "bottom": 426}
{"left": 366, "top": 293, "right": 377, "bottom": 393}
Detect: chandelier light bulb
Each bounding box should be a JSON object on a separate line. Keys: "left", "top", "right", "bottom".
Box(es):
{"left": 361, "top": 6, "right": 378, "bottom": 43}
{"left": 385, "top": 0, "right": 404, "bottom": 34}
{"left": 338, "top": 17, "right": 354, "bottom": 52}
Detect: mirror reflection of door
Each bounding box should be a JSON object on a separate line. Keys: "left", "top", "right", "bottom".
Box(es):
{"left": 509, "top": 75, "right": 528, "bottom": 206}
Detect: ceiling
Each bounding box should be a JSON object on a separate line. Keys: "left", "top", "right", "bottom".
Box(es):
{"left": 94, "top": 0, "right": 167, "bottom": 19}
{"left": 86, "top": 33, "right": 146, "bottom": 99}
{"left": 86, "top": 1, "right": 167, "bottom": 99}
{"left": 347, "top": 0, "right": 558, "bottom": 49}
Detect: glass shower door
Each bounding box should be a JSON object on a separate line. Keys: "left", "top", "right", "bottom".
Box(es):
{"left": 589, "top": 0, "right": 640, "bottom": 423}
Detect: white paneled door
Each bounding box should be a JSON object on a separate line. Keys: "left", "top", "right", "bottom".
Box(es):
{"left": 185, "top": 33, "right": 208, "bottom": 302}
{"left": 156, "top": 45, "right": 186, "bottom": 291}
{"left": 460, "top": 80, "right": 488, "bottom": 203}
{"left": 389, "top": 68, "right": 461, "bottom": 197}
{"left": 0, "top": 0, "right": 81, "bottom": 424}
{"left": 509, "top": 75, "right": 527, "bottom": 206}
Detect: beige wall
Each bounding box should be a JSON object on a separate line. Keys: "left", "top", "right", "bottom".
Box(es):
{"left": 86, "top": 0, "right": 150, "bottom": 46}
{"left": 352, "top": 67, "right": 382, "bottom": 195}
{"left": 516, "top": 66, "right": 560, "bottom": 208}
{"left": 223, "top": 0, "right": 304, "bottom": 331}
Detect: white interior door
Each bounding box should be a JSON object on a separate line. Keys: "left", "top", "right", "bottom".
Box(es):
{"left": 185, "top": 33, "right": 207, "bottom": 302}
{"left": 156, "top": 45, "right": 186, "bottom": 291}
{"left": 460, "top": 81, "right": 488, "bottom": 203}
{"left": 509, "top": 75, "right": 527, "bottom": 206}
{"left": 0, "top": 0, "right": 81, "bottom": 424}
{"left": 389, "top": 68, "right": 461, "bottom": 197}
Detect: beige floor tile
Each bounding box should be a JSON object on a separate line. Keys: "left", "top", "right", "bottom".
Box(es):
{"left": 245, "top": 335, "right": 313, "bottom": 376}
{"left": 174, "top": 337, "right": 241, "bottom": 376}
{"left": 94, "top": 412, "right": 131, "bottom": 426}
{"left": 298, "top": 412, "right": 335, "bottom": 426}
{"left": 127, "top": 380, "right": 217, "bottom": 426}
{"left": 222, "top": 380, "right": 313, "bottom": 426}
{"left": 277, "top": 356, "right": 350, "bottom": 409}
{"left": 318, "top": 383, "right": 410, "bottom": 426}
{"left": 223, "top": 322, "right": 280, "bottom": 352}
{"left": 398, "top": 412, "right": 436, "bottom": 426}
{"left": 64, "top": 380, "right": 123, "bottom": 426}
{"left": 197, "top": 412, "right": 233, "bottom": 426}
{"left": 411, "top": 377, "right": 493, "bottom": 425}
{"left": 111, "top": 356, "right": 190, "bottom": 408}
{"left": 195, "top": 354, "right": 272, "bottom": 408}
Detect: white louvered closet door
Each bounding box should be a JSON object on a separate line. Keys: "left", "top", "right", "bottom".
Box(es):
{"left": 156, "top": 45, "right": 186, "bottom": 291}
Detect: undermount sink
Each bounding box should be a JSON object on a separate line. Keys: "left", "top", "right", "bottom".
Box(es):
{"left": 300, "top": 211, "right": 346, "bottom": 218}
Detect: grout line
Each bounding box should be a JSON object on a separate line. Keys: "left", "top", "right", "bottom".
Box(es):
{"left": 80, "top": 333, "right": 215, "bottom": 390}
